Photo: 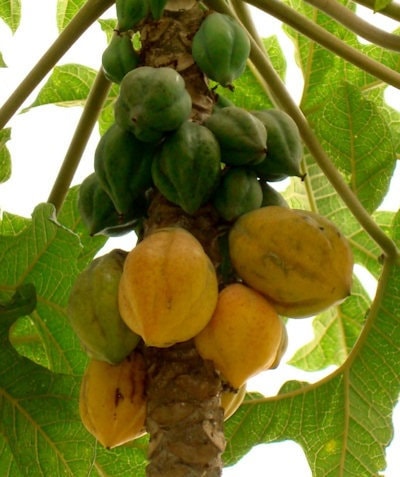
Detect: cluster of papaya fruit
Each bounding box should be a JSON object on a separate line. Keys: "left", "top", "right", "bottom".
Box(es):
{"left": 70, "top": 0, "right": 354, "bottom": 449}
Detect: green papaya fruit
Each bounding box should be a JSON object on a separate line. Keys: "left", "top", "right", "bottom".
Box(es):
{"left": 68, "top": 250, "right": 141, "bottom": 364}
{"left": 251, "top": 109, "right": 304, "bottom": 181}
{"left": 213, "top": 167, "right": 262, "bottom": 222}
{"left": 78, "top": 173, "right": 144, "bottom": 236}
{"left": 116, "top": 0, "right": 149, "bottom": 31}
{"left": 149, "top": 0, "right": 168, "bottom": 20}
{"left": 94, "top": 123, "right": 154, "bottom": 215}
{"left": 114, "top": 66, "right": 192, "bottom": 142}
{"left": 213, "top": 94, "right": 235, "bottom": 112}
{"left": 151, "top": 121, "right": 221, "bottom": 214}
{"left": 204, "top": 106, "right": 267, "bottom": 166}
{"left": 260, "top": 181, "right": 289, "bottom": 208}
{"left": 191, "top": 12, "right": 250, "bottom": 86}
{"left": 101, "top": 33, "right": 140, "bottom": 84}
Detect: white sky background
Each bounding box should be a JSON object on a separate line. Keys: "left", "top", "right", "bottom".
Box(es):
{"left": 0, "top": 1, "right": 400, "bottom": 475}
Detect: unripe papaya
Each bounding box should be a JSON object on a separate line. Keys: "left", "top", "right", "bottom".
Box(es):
{"left": 119, "top": 227, "right": 219, "bottom": 347}
{"left": 101, "top": 33, "right": 140, "bottom": 84}
{"left": 79, "top": 351, "right": 147, "bottom": 448}
{"left": 151, "top": 121, "right": 221, "bottom": 214}
{"left": 204, "top": 106, "right": 267, "bottom": 166}
{"left": 229, "top": 206, "right": 354, "bottom": 317}
{"left": 149, "top": 0, "right": 168, "bottom": 20}
{"left": 94, "top": 123, "right": 154, "bottom": 215}
{"left": 67, "top": 250, "right": 140, "bottom": 364}
{"left": 114, "top": 66, "right": 192, "bottom": 142}
{"left": 251, "top": 109, "right": 303, "bottom": 181}
{"left": 213, "top": 167, "right": 262, "bottom": 222}
{"left": 221, "top": 384, "right": 246, "bottom": 421}
{"left": 78, "top": 173, "right": 144, "bottom": 236}
{"left": 194, "top": 283, "right": 284, "bottom": 389}
{"left": 192, "top": 12, "right": 250, "bottom": 86}
{"left": 260, "top": 182, "right": 289, "bottom": 208}
{"left": 116, "top": 0, "right": 149, "bottom": 31}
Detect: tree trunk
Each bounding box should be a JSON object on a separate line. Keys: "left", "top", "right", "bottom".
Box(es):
{"left": 138, "top": 3, "right": 228, "bottom": 474}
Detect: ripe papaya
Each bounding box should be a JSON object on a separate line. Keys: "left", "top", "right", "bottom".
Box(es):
{"left": 194, "top": 283, "right": 284, "bottom": 389}
{"left": 221, "top": 384, "right": 246, "bottom": 421}
{"left": 212, "top": 167, "right": 262, "bottom": 222}
{"left": 78, "top": 173, "right": 144, "bottom": 236}
{"left": 251, "top": 109, "right": 304, "bottom": 181}
{"left": 192, "top": 12, "right": 250, "bottom": 86}
{"left": 260, "top": 182, "right": 289, "bottom": 208}
{"left": 79, "top": 351, "right": 147, "bottom": 448}
{"left": 119, "top": 227, "right": 219, "bottom": 347}
{"left": 151, "top": 121, "right": 221, "bottom": 214}
{"left": 116, "top": 0, "right": 149, "bottom": 31}
{"left": 229, "top": 206, "right": 354, "bottom": 318}
{"left": 204, "top": 106, "right": 267, "bottom": 166}
{"left": 67, "top": 250, "right": 140, "bottom": 364}
{"left": 101, "top": 33, "right": 140, "bottom": 84}
{"left": 114, "top": 66, "right": 192, "bottom": 142}
{"left": 94, "top": 122, "right": 154, "bottom": 215}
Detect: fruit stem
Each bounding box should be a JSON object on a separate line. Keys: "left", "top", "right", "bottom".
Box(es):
{"left": 47, "top": 68, "right": 111, "bottom": 213}
{"left": 204, "top": 0, "right": 400, "bottom": 260}
{"left": 0, "top": 0, "right": 114, "bottom": 129}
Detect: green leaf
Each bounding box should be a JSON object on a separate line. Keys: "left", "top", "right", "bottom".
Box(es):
{"left": 24, "top": 64, "right": 97, "bottom": 110}
{"left": 0, "top": 128, "right": 11, "bottom": 183}
{"left": 374, "top": 0, "right": 393, "bottom": 11}
{"left": 310, "top": 81, "right": 396, "bottom": 213}
{"left": 56, "top": 0, "right": 86, "bottom": 31}
{"left": 224, "top": 251, "right": 400, "bottom": 475}
{"left": 0, "top": 190, "right": 105, "bottom": 373}
{"left": 0, "top": 51, "right": 6, "bottom": 67}
{"left": 98, "top": 17, "right": 118, "bottom": 43}
{"left": 0, "top": 0, "right": 21, "bottom": 33}
{"left": 0, "top": 284, "right": 36, "bottom": 320}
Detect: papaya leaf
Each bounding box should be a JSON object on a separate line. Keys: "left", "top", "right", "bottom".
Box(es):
{"left": 288, "top": 276, "right": 370, "bottom": 370}
{"left": 0, "top": 0, "right": 21, "bottom": 33}
{"left": 309, "top": 81, "right": 396, "bottom": 213}
{"left": 0, "top": 190, "right": 105, "bottom": 374}
{"left": 374, "top": 0, "right": 393, "bottom": 11}
{"left": 0, "top": 283, "right": 36, "bottom": 320}
{"left": 56, "top": 0, "right": 86, "bottom": 31}
{"left": 224, "top": 249, "right": 400, "bottom": 475}
{"left": 23, "top": 64, "right": 97, "bottom": 110}
{"left": 0, "top": 127, "right": 11, "bottom": 183}
{"left": 98, "top": 17, "right": 118, "bottom": 42}
{"left": 0, "top": 51, "right": 6, "bottom": 67}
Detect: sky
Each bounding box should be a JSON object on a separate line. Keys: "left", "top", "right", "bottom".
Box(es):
{"left": 1, "top": 1, "right": 400, "bottom": 476}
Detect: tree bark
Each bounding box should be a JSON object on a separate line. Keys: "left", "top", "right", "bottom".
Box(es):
{"left": 138, "top": 3, "right": 228, "bottom": 475}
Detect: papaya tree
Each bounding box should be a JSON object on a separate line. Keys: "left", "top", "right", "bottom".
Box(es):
{"left": 1, "top": 0, "right": 400, "bottom": 476}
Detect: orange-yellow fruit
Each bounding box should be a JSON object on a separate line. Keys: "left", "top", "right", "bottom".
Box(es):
{"left": 118, "top": 227, "right": 218, "bottom": 347}
{"left": 221, "top": 384, "right": 246, "bottom": 420}
{"left": 194, "top": 283, "right": 283, "bottom": 389}
{"left": 79, "top": 351, "right": 147, "bottom": 448}
{"left": 229, "top": 206, "right": 353, "bottom": 318}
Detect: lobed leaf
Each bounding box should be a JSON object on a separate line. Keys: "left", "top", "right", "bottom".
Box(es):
{"left": 0, "top": 0, "right": 21, "bottom": 33}
{"left": 0, "top": 127, "right": 11, "bottom": 183}
{"left": 56, "top": 0, "right": 86, "bottom": 32}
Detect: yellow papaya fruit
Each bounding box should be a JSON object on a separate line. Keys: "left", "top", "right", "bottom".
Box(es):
{"left": 118, "top": 227, "right": 219, "bottom": 347}
{"left": 221, "top": 384, "right": 246, "bottom": 421}
{"left": 229, "top": 206, "right": 354, "bottom": 318}
{"left": 79, "top": 351, "right": 147, "bottom": 448}
{"left": 194, "top": 283, "right": 283, "bottom": 389}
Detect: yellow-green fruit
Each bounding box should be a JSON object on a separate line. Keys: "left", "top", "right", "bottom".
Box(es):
{"left": 67, "top": 250, "right": 140, "bottom": 364}
{"left": 221, "top": 384, "right": 246, "bottom": 420}
{"left": 119, "top": 227, "right": 219, "bottom": 347}
{"left": 79, "top": 351, "right": 147, "bottom": 448}
{"left": 229, "top": 206, "right": 354, "bottom": 318}
{"left": 194, "top": 283, "right": 283, "bottom": 389}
